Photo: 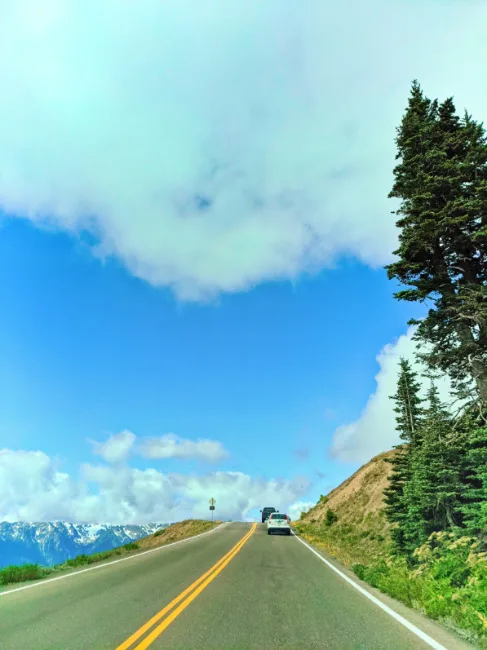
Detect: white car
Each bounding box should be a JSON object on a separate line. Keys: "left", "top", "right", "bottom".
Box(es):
{"left": 267, "top": 513, "right": 291, "bottom": 535}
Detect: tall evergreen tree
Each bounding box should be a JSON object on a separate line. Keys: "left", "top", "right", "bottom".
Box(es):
{"left": 386, "top": 81, "right": 487, "bottom": 411}
{"left": 411, "top": 384, "right": 462, "bottom": 542}
{"left": 391, "top": 357, "right": 424, "bottom": 448}
{"left": 459, "top": 419, "right": 487, "bottom": 543}
{"left": 384, "top": 358, "right": 424, "bottom": 551}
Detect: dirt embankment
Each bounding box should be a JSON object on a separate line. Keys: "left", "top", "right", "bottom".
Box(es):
{"left": 303, "top": 449, "right": 396, "bottom": 530}
{"left": 295, "top": 449, "right": 400, "bottom": 565}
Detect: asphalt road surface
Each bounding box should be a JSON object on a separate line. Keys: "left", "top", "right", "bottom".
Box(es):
{"left": 0, "top": 523, "right": 478, "bottom": 650}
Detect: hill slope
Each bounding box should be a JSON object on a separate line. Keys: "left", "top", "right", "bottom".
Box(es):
{"left": 295, "top": 449, "right": 396, "bottom": 565}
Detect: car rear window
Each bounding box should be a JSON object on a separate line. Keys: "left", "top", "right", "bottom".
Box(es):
{"left": 270, "top": 514, "right": 287, "bottom": 520}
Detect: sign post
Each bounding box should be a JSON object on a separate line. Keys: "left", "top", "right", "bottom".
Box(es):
{"left": 209, "top": 498, "right": 216, "bottom": 521}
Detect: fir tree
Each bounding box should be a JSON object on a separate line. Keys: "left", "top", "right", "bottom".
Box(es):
{"left": 459, "top": 421, "right": 487, "bottom": 543}
{"left": 384, "top": 358, "right": 424, "bottom": 552}
{"left": 409, "top": 384, "right": 462, "bottom": 547}
{"left": 386, "top": 81, "right": 487, "bottom": 411}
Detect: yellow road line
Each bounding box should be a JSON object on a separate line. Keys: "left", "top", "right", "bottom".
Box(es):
{"left": 116, "top": 524, "right": 256, "bottom": 650}
{"left": 133, "top": 523, "right": 256, "bottom": 649}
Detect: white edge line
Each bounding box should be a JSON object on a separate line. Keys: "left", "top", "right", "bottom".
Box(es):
{"left": 293, "top": 533, "right": 449, "bottom": 650}
{"left": 0, "top": 522, "right": 227, "bottom": 598}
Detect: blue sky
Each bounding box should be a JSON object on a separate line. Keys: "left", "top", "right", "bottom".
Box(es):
{"left": 0, "top": 218, "right": 416, "bottom": 473}
{"left": 0, "top": 0, "right": 486, "bottom": 523}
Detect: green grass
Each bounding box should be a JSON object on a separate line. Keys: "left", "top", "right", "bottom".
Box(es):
{"left": 0, "top": 563, "right": 50, "bottom": 585}
{"left": 295, "top": 519, "right": 487, "bottom": 648}
{"left": 351, "top": 533, "right": 487, "bottom": 647}
{"left": 64, "top": 547, "right": 125, "bottom": 568}
{"left": 293, "top": 515, "right": 390, "bottom": 567}
{"left": 1, "top": 542, "right": 139, "bottom": 586}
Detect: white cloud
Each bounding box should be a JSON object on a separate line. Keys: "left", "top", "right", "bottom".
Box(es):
{"left": 288, "top": 501, "right": 315, "bottom": 521}
{"left": 329, "top": 327, "right": 456, "bottom": 464}
{"left": 0, "top": 449, "right": 83, "bottom": 522}
{"left": 0, "top": 1, "right": 486, "bottom": 299}
{"left": 174, "top": 472, "right": 311, "bottom": 520}
{"left": 90, "top": 430, "right": 136, "bottom": 464}
{"left": 139, "top": 433, "right": 229, "bottom": 463}
{"left": 0, "top": 446, "right": 310, "bottom": 524}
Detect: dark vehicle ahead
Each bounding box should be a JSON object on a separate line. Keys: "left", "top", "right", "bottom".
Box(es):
{"left": 260, "top": 506, "right": 277, "bottom": 523}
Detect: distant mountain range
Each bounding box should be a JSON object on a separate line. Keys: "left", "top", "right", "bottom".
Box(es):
{"left": 0, "top": 521, "right": 167, "bottom": 568}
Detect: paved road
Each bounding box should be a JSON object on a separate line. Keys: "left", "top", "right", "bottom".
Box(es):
{"left": 0, "top": 523, "right": 477, "bottom": 649}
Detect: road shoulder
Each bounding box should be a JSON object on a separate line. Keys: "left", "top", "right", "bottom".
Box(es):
{"left": 291, "top": 527, "right": 479, "bottom": 650}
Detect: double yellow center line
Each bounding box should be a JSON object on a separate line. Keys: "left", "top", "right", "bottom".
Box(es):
{"left": 116, "top": 523, "right": 257, "bottom": 650}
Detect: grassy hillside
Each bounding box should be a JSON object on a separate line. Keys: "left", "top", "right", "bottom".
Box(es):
{"left": 294, "top": 450, "right": 395, "bottom": 565}
{"left": 0, "top": 519, "right": 221, "bottom": 588}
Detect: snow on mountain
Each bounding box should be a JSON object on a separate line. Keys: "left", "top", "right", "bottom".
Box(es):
{"left": 0, "top": 521, "right": 167, "bottom": 568}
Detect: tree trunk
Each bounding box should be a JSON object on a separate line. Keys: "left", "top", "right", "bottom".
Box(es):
{"left": 454, "top": 320, "right": 487, "bottom": 408}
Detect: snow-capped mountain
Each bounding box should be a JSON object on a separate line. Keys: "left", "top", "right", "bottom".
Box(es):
{"left": 0, "top": 521, "right": 167, "bottom": 568}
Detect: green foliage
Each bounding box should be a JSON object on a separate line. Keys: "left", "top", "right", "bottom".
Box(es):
{"left": 0, "top": 563, "right": 49, "bottom": 585}
{"left": 460, "top": 424, "right": 487, "bottom": 540}
{"left": 66, "top": 553, "right": 89, "bottom": 567}
{"left": 386, "top": 81, "right": 487, "bottom": 407}
{"left": 153, "top": 528, "right": 164, "bottom": 537}
{"left": 391, "top": 358, "right": 425, "bottom": 446}
{"left": 399, "top": 383, "right": 465, "bottom": 554}
{"left": 384, "top": 352, "right": 487, "bottom": 559}
{"left": 383, "top": 358, "right": 424, "bottom": 553}
{"left": 293, "top": 518, "right": 390, "bottom": 568}
{"left": 324, "top": 509, "right": 338, "bottom": 526}
{"left": 63, "top": 543, "right": 134, "bottom": 569}
{"left": 353, "top": 533, "right": 487, "bottom": 647}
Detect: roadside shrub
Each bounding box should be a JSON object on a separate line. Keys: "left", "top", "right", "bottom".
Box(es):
{"left": 324, "top": 509, "right": 338, "bottom": 526}
{"left": 153, "top": 529, "right": 164, "bottom": 537}
{"left": 352, "top": 533, "right": 487, "bottom": 646}
{"left": 0, "top": 563, "right": 47, "bottom": 585}
{"left": 123, "top": 542, "right": 139, "bottom": 552}
{"left": 66, "top": 554, "right": 90, "bottom": 567}
{"left": 64, "top": 547, "right": 124, "bottom": 568}
{"left": 89, "top": 550, "right": 120, "bottom": 563}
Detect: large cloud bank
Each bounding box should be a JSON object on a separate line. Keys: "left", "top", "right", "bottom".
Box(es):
{"left": 1, "top": 1, "right": 486, "bottom": 299}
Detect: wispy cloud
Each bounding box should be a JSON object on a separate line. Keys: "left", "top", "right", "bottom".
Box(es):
{"left": 138, "top": 433, "right": 229, "bottom": 463}
{"left": 90, "top": 430, "right": 136, "bottom": 464}
{"left": 0, "top": 1, "right": 485, "bottom": 300}
{"left": 90, "top": 431, "right": 229, "bottom": 464}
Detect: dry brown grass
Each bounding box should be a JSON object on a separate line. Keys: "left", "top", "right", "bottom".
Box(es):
{"left": 136, "top": 519, "right": 222, "bottom": 550}
{"left": 303, "top": 449, "right": 396, "bottom": 533}
{"left": 295, "top": 449, "right": 401, "bottom": 566}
